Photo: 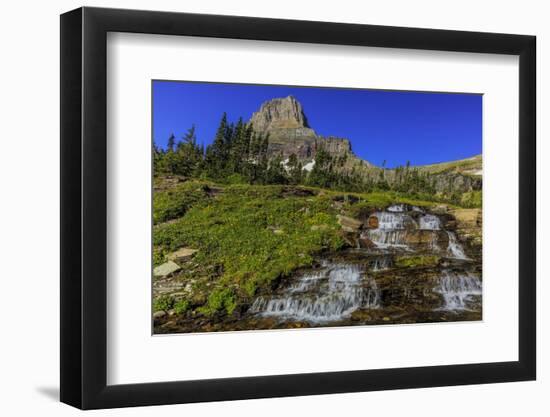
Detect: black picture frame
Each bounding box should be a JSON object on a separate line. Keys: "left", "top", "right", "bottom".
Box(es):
{"left": 60, "top": 6, "right": 536, "bottom": 410}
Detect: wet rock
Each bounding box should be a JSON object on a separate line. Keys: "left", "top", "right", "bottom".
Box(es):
{"left": 153, "top": 261, "right": 182, "bottom": 278}
{"left": 337, "top": 214, "right": 363, "bottom": 232}
{"left": 367, "top": 215, "right": 379, "bottom": 229}
{"left": 448, "top": 208, "right": 482, "bottom": 252}
{"left": 358, "top": 236, "right": 376, "bottom": 249}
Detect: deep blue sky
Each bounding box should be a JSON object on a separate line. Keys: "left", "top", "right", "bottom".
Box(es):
{"left": 153, "top": 81, "right": 482, "bottom": 168}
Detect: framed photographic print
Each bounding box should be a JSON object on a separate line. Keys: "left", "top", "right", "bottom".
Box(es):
{"left": 60, "top": 6, "right": 536, "bottom": 409}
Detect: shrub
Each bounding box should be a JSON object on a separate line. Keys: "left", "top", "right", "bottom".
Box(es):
{"left": 153, "top": 181, "right": 210, "bottom": 224}
{"left": 173, "top": 299, "right": 190, "bottom": 315}
{"left": 153, "top": 295, "right": 174, "bottom": 312}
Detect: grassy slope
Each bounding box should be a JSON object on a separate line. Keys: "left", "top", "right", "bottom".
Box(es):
{"left": 416, "top": 154, "right": 482, "bottom": 175}
{"left": 153, "top": 177, "right": 461, "bottom": 316}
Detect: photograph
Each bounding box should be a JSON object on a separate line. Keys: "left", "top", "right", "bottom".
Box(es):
{"left": 151, "top": 81, "right": 483, "bottom": 334}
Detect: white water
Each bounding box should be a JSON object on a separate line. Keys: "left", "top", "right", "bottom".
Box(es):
{"left": 365, "top": 212, "right": 417, "bottom": 249}
{"left": 419, "top": 214, "right": 441, "bottom": 230}
{"left": 371, "top": 256, "right": 392, "bottom": 271}
{"left": 446, "top": 231, "right": 469, "bottom": 260}
{"left": 249, "top": 263, "right": 380, "bottom": 323}
{"left": 387, "top": 204, "right": 406, "bottom": 212}
{"left": 375, "top": 212, "right": 416, "bottom": 230}
{"left": 435, "top": 271, "right": 482, "bottom": 310}
{"left": 364, "top": 229, "right": 409, "bottom": 249}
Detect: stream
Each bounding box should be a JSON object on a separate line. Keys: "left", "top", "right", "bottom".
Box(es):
{"left": 247, "top": 204, "right": 482, "bottom": 327}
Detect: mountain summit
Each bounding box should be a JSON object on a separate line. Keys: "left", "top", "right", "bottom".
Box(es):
{"left": 249, "top": 96, "right": 310, "bottom": 131}
{"left": 248, "top": 96, "right": 356, "bottom": 162}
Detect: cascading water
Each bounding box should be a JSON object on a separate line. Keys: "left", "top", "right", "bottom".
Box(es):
{"left": 419, "top": 214, "right": 441, "bottom": 230}
{"left": 245, "top": 204, "right": 481, "bottom": 329}
{"left": 435, "top": 271, "right": 482, "bottom": 310}
{"left": 446, "top": 231, "right": 469, "bottom": 260}
{"left": 249, "top": 263, "right": 380, "bottom": 323}
{"left": 371, "top": 256, "right": 392, "bottom": 271}
{"left": 387, "top": 204, "right": 406, "bottom": 212}
{"left": 364, "top": 212, "right": 416, "bottom": 249}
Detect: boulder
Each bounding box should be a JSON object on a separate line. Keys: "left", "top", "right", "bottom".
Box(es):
{"left": 167, "top": 247, "right": 198, "bottom": 263}
{"left": 367, "top": 215, "right": 379, "bottom": 229}
{"left": 153, "top": 261, "right": 182, "bottom": 278}
{"left": 153, "top": 311, "right": 166, "bottom": 320}
{"left": 337, "top": 215, "right": 363, "bottom": 233}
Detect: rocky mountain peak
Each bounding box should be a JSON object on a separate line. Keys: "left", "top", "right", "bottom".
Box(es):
{"left": 249, "top": 96, "right": 310, "bottom": 132}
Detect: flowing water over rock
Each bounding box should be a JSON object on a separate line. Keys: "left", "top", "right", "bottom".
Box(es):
{"left": 247, "top": 204, "right": 482, "bottom": 327}
{"left": 249, "top": 263, "right": 380, "bottom": 323}
{"left": 436, "top": 271, "right": 482, "bottom": 310}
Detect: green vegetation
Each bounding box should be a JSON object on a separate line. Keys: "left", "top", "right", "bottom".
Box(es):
{"left": 394, "top": 255, "right": 440, "bottom": 268}
{"left": 173, "top": 299, "right": 190, "bottom": 315}
{"left": 154, "top": 183, "right": 346, "bottom": 315}
{"left": 153, "top": 295, "right": 174, "bottom": 312}
{"left": 152, "top": 111, "right": 482, "bottom": 322}
{"left": 153, "top": 180, "right": 211, "bottom": 224}
{"left": 153, "top": 179, "right": 451, "bottom": 317}
{"left": 460, "top": 190, "right": 482, "bottom": 208}
{"left": 421, "top": 154, "right": 482, "bottom": 175}
{"left": 153, "top": 114, "right": 481, "bottom": 208}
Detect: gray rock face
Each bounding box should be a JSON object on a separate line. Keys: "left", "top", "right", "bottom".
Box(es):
{"left": 250, "top": 96, "right": 310, "bottom": 131}
{"left": 249, "top": 96, "right": 354, "bottom": 161}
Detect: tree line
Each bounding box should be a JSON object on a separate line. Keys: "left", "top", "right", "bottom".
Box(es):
{"left": 154, "top": 113, "right": 474, "bottom": 205}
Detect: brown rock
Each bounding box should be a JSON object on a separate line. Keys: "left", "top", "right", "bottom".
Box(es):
{"left": 337, "top": 215, "right": 363, "bottom": 232}
{"left": 167, "top": 247, "right": 198, "bottom": 263}
{"left": 367, "top": 215, "right": 379, "bottom": 229}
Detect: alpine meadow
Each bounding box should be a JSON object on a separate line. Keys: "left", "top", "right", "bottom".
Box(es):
{"left": 152, "top": 82, "right": 482, "bottom": 334}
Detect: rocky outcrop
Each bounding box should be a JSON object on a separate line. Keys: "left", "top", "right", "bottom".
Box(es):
{"left": 248, "top": 96, "right": 480, "bottom": 194}
{"left": 249, "top": 96, "right": 355, "bottom": 162}
{"left": 250, "top": 96, "right": 310, "bottom": 131}
{"left": 448, "top": 208, "right": 482, "bottom": 257}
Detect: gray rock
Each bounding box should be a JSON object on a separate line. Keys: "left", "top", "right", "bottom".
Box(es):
{"left": 153, "top": 261, "right": 181, "bottom": 278}
{"left": 153, "top": 311, "right": 166, "bottom": 320}
{"left": 167, "top": 247, "right": 198, "bottom": 263}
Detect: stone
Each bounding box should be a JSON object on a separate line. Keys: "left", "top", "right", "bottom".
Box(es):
{"left": 367, "top": 215, "right": 379, "bottom": 229}
{"left": 248, "top": 96, "right": 358, "bottom": 163}
{"left": 249, "top": 96, "right": 309, "bottom": 131}
{"left": 167, "top": 247, "right": 198, "bottom": 262}
{"left": 358, "top": 236, "right": 375, "bottom": 249}
{"left": 153, "top": 311, "right": 166, "bottom": 320}
{"left": 433, "top": 204, "right": 449, "bottom": 214}
{"left": 153, "top": 261, "right": 181, "bottom": 278}
{"left": 337, "top": 214, "right": 363, "bottom": 232}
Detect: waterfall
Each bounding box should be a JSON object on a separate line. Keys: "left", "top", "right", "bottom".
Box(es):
{"left": 249, "top": 263, "right": 380, "bottom": 323}
{"left": 376, "top": 212, "right": 416, "bottom": 230}
{"left": 419, "top": 214, "right": 441, "bottom": 230}
{"left": 435, "top": 271, "right": 482, "bottom": 310}
{"left": 364, "top": 212, "right": 416, "bottom": 249}
{"left": 371, "top": 256, "right": 392, "bottom": 271}
{"left": 387, "top": 204, "right": 406, "bottom": 212}
{"left": 446, "top": 231, "right": 469, "bottom": 260}
{"left": 365, "top": 229, "right": 409, "bottom": 248}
